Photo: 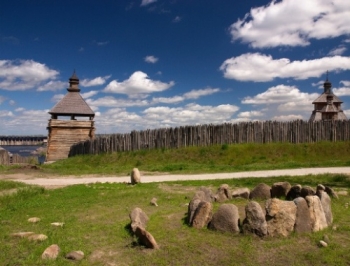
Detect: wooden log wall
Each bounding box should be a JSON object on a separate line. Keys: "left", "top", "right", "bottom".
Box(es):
{"left": 68, "top": 120, "right": 350, "bottom": 157}
{"left": 0, "top": 148, "right": 38, "bottom": 165}
{"left": 46, "top": 119, "right": 95, "bottom": 161}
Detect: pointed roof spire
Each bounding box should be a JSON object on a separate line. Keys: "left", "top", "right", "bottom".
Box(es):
{"left": 68, "top": 70, "right": 80, "bottom": 92}
{"left": 324, "top": 71, "right": 331, "bottom": 94}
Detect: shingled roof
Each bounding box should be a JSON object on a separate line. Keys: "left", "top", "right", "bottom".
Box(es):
{"left": 49, "top": 72, "right": 95, "bottom": 117}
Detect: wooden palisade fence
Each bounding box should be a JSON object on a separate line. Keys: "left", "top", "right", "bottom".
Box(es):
{"left": 69, "top": 120, "right": 350, "bottom": 156}
{"left": 0, "top": 148, "right": 38, "bottom": 165}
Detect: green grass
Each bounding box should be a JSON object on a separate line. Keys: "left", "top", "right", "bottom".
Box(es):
{"left": 11, "top": 141, "right": 350, "bottom": 176}
{"left": 0, "top": 174, "right": 350, "bottom": 265}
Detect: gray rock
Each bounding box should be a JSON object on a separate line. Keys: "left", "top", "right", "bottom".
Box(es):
{"left": 271, "top": 182, "right": 291, "bottom": 198}
{"left": 187, "top": 198, "right": 202, "bottom": 225}
{"left": 317, "top": 184, "right": 325, "bottom": 191}
{"left": 249, "top": 183, "right": 271, "bottom": 200}
{"left": 265, "top": 198, "right": 297, "bottom": 237}
{"left": 293, "top": 197, "right": 312, "bottom": 233}
{"left": 232, "top": 188, "right": 250, "bottom": 199}
{"left": 129, "top": 207, "right": 149, "bottom": 232}
{"left": 208, "top": 204, "right": 240, "bottom": 233}
{"left": 150, "top": 197, "right": 158, "bottom": 206}
{"left": 325, "top": 186, "right": 339, "bottom": 199}
{"left": 130, "top": 168, "right": 141, "bottom": 184}
{"left": 242, "top": 201, "right": 267, "bottom": 237}
{"left": 317, "top": 190, "right": 333, "bottom": 226}
{"left": 301, "top": 186, "right": 315, "bottom": 197}
{"left": 305, "top": 195, "right": 328, "bottom": 232}
{"left": 214, "top": 184, "right": 232, "bottom": 202}
{"left": 135, "top": 226, "right": 159, "bottom": 249}
{"left": 286, "top": 184, "right": 302, "bottom": 200}
{"left": 319, "top": 240, "right": 328, "bottom": 247}
{"left": 27, "top": 234, "right": 48, "bottom": 242}
{"left": 65, "top": 250, "right": 85, "bottom": 261}
{"left": 42, "top": 244, "right": 60, "bottom": 260}
{"left": 192, "top": 201, "right": 213, "bottom": 229}
{"left": 28, "top": 217, "right": 40, "bottom": 223}
{"left": 198, "top": 186, "right": 214, "bottom": 202}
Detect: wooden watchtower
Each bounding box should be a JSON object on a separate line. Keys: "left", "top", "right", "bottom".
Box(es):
{"left": 46, "top": 72, "right": 95, "bottom": 162}
{"left": 309, "top": 75, "right": 347, "bottom": 122}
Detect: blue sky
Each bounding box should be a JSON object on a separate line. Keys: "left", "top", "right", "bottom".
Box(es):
{"left": 1, "top": 0, "right": 350, "bottom": 135}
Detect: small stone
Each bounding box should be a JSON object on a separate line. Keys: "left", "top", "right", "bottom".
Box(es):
{"left": 319, "top": 240, "right": 328, "bottom": 247}
{"left": 130, "top": 168, "right": 141, "bottom": 184}
{"left": 11, "top": 232, "right": 35, "bottom": 238}
{"left": 42, "top": 244, "right": 60, "bottom": 260}
{"left": 51, "top": 222, "right": 64, "bottom": 227}
{"left": 28, "top": 217, "right": 41, "bottom": 223}
{"left": 65, "top": 250, "right": 84, "bottom": 261}
{"left": 28, "top": 234, "right": 48, "bottom": 242}
{"left": 150, "top": 198, "right": 158, "bottom": 206}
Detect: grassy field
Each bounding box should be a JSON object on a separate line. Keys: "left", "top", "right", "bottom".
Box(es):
{"left": 0, "top": 142, "right": 350, "bottom": 265}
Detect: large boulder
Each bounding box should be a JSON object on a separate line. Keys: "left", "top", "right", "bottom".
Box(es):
{"left": 293, "top": 197, "right": 312, "bottom": 233}
{"left": 42, "top": 244, "right": 60, "bottom": 260}
{"left": 305, "top": 195, "right": 328, "bottom": 232}
{"left": 214, "top": 184, "right": 232, "bottom": 202}
{"left": 192, "top": 201, "right": 213, "bottom": 229}
{"left": 232, "top": 188, "right": 250, "bottom": 199}
{"left": 130, "top": 168, "right": 141, "bottom": 184}
{"left": 129, "top": 207, "right": 149, "bottom": 232}
{"left": 325, "top": 186, "right": 338, "bottom": 199}
{"left": 265, "top": 198, "right": 297, "bottom": 237}
{"left": 198, "top": 187, "right": 214, "bottom": 202}
{"left": 242, "top": 201, "right": 267, "bottom": 237}
{"left": 208, "top": 204, "right": 240, "bottom": 233}
{"left": 249, "top": 183, "right": 271, "bottom": 200}
{"left": 271, "top": 182, "right": 291, "bottom": 198}
{"left": 286, "top": 184, "right": 302, "bottom": 200}
{"left": 316, "top": 190, "right": 333, "bottom": 226}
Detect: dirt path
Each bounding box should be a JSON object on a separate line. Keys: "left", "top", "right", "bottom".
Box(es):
{"left": 1, "top": 167, "right": 350, "bottom": 189}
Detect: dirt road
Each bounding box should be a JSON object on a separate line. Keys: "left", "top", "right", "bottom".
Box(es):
{"left": 1, "top": 167, "right": 350, "bottom": 189}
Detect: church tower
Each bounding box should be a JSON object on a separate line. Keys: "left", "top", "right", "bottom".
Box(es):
{"left": 309, "top": 74, "right": 347, "bottom": 122}
{"left": 46, "top": 71, "right": 95, "bottom": 161}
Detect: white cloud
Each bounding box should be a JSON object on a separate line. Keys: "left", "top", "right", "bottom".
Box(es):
{"left": 80, "top": 75, "right": 111, "bottom": 87}
{"left": 333, "top": 87, "right": 350, "bottom": 96}
{"left": 86, "top": 96, "right": 149, "bottom": 108}
{"left": 238, "top": 111, "right": 264, "bottom": 118}
{"left": 15, "top": 107, "right": 25, "bottom": 112}
{"left": 242, "top": 85, "right": 318, "bottom": 105}
{"left": 220, "top": 53, "right": 350, "bottom": 82}
{"left": 37, "top": 80, "right": 67, "bottom": 91}
{"left": 229, "top": 0, "right": 350, "bottom": 48}
{"left": 183, "top": 87, "right": 220, "bottom": 99}
{"left": 103, "top": 71, "right": 174, "bottom": 96}
{"left": 272, "top": 114, "right": 304, "bottom": 121}
{"left": 81, "top": 90, "right": 99, "bottom": 99}
{"left": 141, "top": 0, "right": 157, "bottom": 6}
{"left": 144, "top": 55, "right": 158, "bottom": 64}
{"left": 328, "top": 46, "right": 347, "bottom": 56}
{"left": 0, "top": 60, "right": 59, "bottom": 91}
{"left": 173, "top": 16, "right": 182, "bottom": 23}
{"left": 0, "top": 110, "right": 14, "bottom": 117}
{"left": 340, "top": 80, "right": 350, "bottom": 87}
{"left": 152, "top": 96, "right": 184, "bottom": 104}
{"left": 312, "top": 80, "right": 324, "bottom": 89}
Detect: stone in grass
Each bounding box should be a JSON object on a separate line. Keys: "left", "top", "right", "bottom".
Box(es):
{"left": 129, "top": 207, "right": 149, "bottom": 233}
{"left": 51, "top": 222, "right": 65, "bottom": 227}
{"left": 208, "top": 204, "right": 240, "bottom": 233}
{"left": 249, "top": 183, "right": 271, "bottom": 200}
{"left": 232, "top": 188, "right": 250, "bottom": 199}
{"left": 65, "top": 250, "right": 85, "bottom": 261}
{"left": 130, "top": 168, "right": 141, "bottom": 184}
{"left": 286, "top": 184, "right": 302, "bottom": 200}
{"left": 319, "top": 240, "right": 328, "bottom": 247}
{"left": 150, "top": 197, "right": 158, "bottom": 206}
{"left": 28, "top": 217, "right": 41, "bottom": 223}
{"left": 11, "top": 232, "right": 35, "bottom": 238}
{"left": 316, "top": 190, "right": 333, "bottom": 226}
{"left": 305, "top": 195, "right": 328, "bottom": 232}
{"left": 42, "top": 244, "right": 60, "bottom": 260}
{"left": 325, "top": 186, "right": 339, "bottom": 199}
{"left": 293, "top": 197, "right": 312, "bottom": 233}
{"left": 28, "top": 234, "right": 48, "bottom": 242}
{"left": 271, "top": 182, "right": 291, "bottom": 198}
{"left": 134, "top": 226, "right": 159, "bottom": 249}
{"left": 191, "top": 201, "right": 213, "bottom": 229}
{"left": 214, "top": 184, "right": 232, "bottom": 202}
{"left": 242, "top": 201, "right": 267, "bottom": 237}
{"left": 187, "top": 198, "right": 202, "bottom": 225}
